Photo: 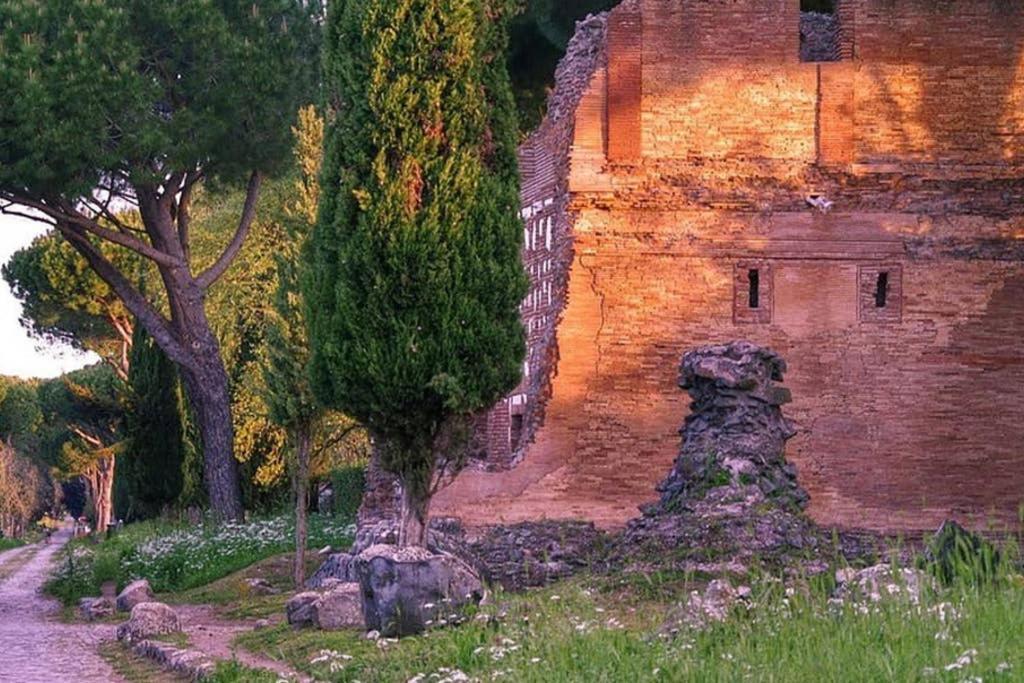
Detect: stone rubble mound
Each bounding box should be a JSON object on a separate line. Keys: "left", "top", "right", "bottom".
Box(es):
{"left": 617, "top": 341, "right": 823, "bottom": 572}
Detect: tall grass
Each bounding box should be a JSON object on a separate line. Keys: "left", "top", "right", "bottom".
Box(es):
{"left": 238, "top": 544, "right": 1024, "bottom": 682}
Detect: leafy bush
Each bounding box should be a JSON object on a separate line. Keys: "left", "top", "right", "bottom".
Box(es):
{"left": 922, "top": 520, "right": 1005, "bottom": 586}
{"left": 0, "top": 538, "right": 25, "bottom": 552}
{"left": 46, "top": 513, "right": 356, "bottom": 605}
{"left": 330, "top": 464, "right": 367, "bottom": 519}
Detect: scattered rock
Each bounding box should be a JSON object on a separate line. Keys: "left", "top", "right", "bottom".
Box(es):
{"left": 243, "top": 577, "right": 279, "bottom": 596}
{"left": 832, "top": 564, "right": 933, "bottom": 605}
{"left": 464, "top": 520, "right": 607, "bottom": 590}
{"left": 79, "top": 596, "right": 115, "bottom": 621}
{"left": 355, "top": 544, "right": 485, "bottom": 637}
{"left": 128, "top": 639, "right": 215, "bottom": 680}
{"left": 663, "top": 579, "right": 751, "bottom": 633}
{"left": 116, "top": 579, "right": 155, "bottom": 613}
{"left": 286, "top": 592, "right": 320, "bottom": 628}
{"left": 116, "top": 602, "right": 181, "bottom": 642}
{"left": 253, "top": 618, "right": 271, "bottom": 631}
{"left": 312, "top": 583, "right": 365, "bottom": 631}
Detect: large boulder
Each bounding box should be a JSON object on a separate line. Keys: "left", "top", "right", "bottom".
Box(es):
{"left": 116, "top": 602, "right": 181, "bottom": 642}
{"left": 79, "top": 596, "right": 115, "bottom": 621}
{"left": 116, "top": 579, "right": 155, "bottom": 613}
{"left": 312, "top": 583, "right": 364, "bottom": 631}
{"left": 286, "top": 592, "right": 320, "bottom": 628}
{"left": 355, "top": 544, "right": 485, "bottom": 637}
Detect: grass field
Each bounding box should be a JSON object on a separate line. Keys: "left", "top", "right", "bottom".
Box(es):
{"left": 236, "top": 563, "right": 1024, "bottom": 682}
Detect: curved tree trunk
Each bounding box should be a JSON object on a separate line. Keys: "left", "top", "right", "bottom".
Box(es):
{"left": 293, "top": 425, "right": 312, "bottom": 589}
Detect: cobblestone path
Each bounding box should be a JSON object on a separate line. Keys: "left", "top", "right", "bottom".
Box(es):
{"left": 0, "top": 528, "right": 121, "bottom": 682}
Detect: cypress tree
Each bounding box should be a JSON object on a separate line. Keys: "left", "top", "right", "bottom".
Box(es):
{"left": 307, "top": 0, "right": 528, "bottom": 547}
{"left": 121, "top": 325, "right": 186, "bottom": 520}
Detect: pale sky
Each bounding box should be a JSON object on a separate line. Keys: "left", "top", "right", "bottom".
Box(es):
{"left": 0, "top": 213, "right": 98, "bottom": 379}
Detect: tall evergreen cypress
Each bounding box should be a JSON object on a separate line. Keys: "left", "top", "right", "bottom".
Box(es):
{"left": 307, "top": 0, "right": 528, "bottom": 547}
{"left": 121, "top": 325, "right": 186, "bottom": 520}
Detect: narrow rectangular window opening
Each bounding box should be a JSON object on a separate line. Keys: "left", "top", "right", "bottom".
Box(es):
{"left": 875, "top": 271, "right": 889, "bottom": 308}
{"left": 748, "top": 269, "right": 760, "bottom": 309}
{"left": 510, "top": 414, "right": 524, "bottom": 450}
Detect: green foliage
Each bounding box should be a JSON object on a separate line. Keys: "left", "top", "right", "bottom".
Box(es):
{"left": 922, "top": 520, "right": 1005, "bottom": 587}
{"left": 0, "top": 538, "right": 25, "bottom": 551}
{"left": 118, "top": 326, "right": 185, "bottom": 521}
{"left": 2, "top": 234, "right": 138, "bottom": 374}
{"left": 330, "top": 464, "right": 367, "bottom": 519}
{"left": 207, "top": 661, "right": 280, "bottom": 683}
{"left": 308, "top": 0, "right": 528, "bottom": 504}
{"left": 508, "top": 0, "right": 617, "bottom": 131}
{"left": 45, "top": 513, "right": 356, "bottom": 604}
{"left": 0, "top": 378, "right": 42, "bottom": 450}
{"left": 262, "top": 106, "right": 322, "bottom": 437}
{"left": 0, "top": 0, "right": 321, "bottom": 196}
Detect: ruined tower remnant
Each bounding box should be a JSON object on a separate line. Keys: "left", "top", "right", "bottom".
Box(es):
{"left": 658, "top": 341, "right": 808, "bottom": 513}
{"left": 434, "top": 0, "right": 1024, "bottom": 533}
{"left": 620, "top": 342, "right": 820, "bottom": 569}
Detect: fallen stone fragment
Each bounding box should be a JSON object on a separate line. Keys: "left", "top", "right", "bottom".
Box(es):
{"left": 116, "top": 579, "right": 155, "bottom": 613}
{"left": 286, "top": 591, "right": 320, "bottom": 627}
{"left": 312, "top": 582, "right": 364, "bottom": 631}
{"left": 79, "top": 596, "right": 115, "bottom": 621}
{"left": 117, "top": 602, "right": 181, "bottom": 642}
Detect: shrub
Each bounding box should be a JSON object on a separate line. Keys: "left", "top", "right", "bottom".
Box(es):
{"left": 330, "top": 464, "right": 367, "bottom": 520}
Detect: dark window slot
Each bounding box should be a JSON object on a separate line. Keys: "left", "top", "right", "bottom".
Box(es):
{"left": 748, "top": 269, "right": 760, "bottom": 309}
{"left": 510, "top": 414, "right": 524, "bottom": 450}
{"left": 875, "top": 272, "right": 889, "bottom": 308}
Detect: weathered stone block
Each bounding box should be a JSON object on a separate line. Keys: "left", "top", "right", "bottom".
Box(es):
{"left": 116, "top": 579, "right": 155, "bottom": 613}
{"left": 355, "top": 545, "right": 484, "bottom": 637}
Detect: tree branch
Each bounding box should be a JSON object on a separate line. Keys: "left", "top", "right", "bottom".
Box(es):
{"left": 311, "top": 424, "right": 363, "bottom": 459}
{"left": 0, "top": 193, "right": 183, "bottom": 268}
{"left": 195, "top": 171, "right": 263, "bottom": 290}
{"left": 54, "top": 222, "right": 192, "bottom": 369}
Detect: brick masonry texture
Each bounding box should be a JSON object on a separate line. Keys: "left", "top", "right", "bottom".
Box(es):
{"left": 432, "top": 0, "right": 1024, "bottom": 534}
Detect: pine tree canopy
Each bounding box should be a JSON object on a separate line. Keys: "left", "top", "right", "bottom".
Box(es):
{"left": 307, "top": 0, "right": 528, "bottom": 465}
{"left": 0, "top": 0, "right": 320, "bottom": 198}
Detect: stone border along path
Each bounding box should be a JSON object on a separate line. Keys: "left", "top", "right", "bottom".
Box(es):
{"left": 0, "top": 527, "right": 123, "bottom": 682}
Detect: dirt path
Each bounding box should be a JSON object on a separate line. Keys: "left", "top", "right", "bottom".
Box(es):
{"left": 176, "top": 604, "right": 309, "bottom": 682}
{"left": 0, "top": 528, "right": 121, "bottom": 683}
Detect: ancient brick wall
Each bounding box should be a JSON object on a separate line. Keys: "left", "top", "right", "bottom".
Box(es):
{"left": 434, "top": 0, "right": 1024, "bottom": 533}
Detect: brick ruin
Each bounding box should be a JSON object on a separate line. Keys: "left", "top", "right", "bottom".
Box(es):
{"left": 432, "top": 0, "right": 1024, "bottom": 534}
